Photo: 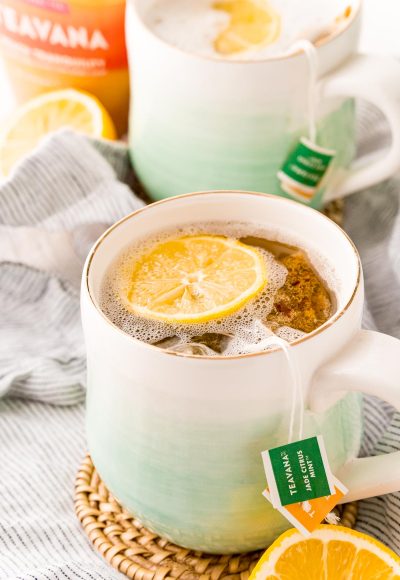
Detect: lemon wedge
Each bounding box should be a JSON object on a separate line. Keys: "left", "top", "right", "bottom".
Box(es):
{"left": 213, "top": 0, "right": 281, "bottom": 56}
{"left": 0, "top": 89, "right": 117, "bottom": 177}
{"left": 250, "top": 525, "right": 400, "bottom": 579}
{"left": 126, "top": 235, "right": 267, "bottom": 324}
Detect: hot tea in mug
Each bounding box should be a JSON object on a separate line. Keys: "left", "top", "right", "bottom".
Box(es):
{"left": 82, "top": 192, "right": 400, "bottom": 553}
{"left": 100, "top": 222, "right": 335, "bottom": 355}
{"left": 147, "top": 0, "right": 350, "bottom": 59}
{"left": 127, "top": 0, "right": 400, "bottom": 207}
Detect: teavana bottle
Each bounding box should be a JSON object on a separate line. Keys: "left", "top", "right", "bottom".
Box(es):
{"left": 0, "top": 0, "right": 129, "bottom": 135}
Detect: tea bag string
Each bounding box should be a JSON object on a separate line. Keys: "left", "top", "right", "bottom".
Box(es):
{"left": 246, "top": 331, "right": 304, "bottom": 443}
{"left": 270, "top": 335, "right": 304, "bottom": 444}
{"left": 290, "top": 40, "right": 319, "bottom": 144}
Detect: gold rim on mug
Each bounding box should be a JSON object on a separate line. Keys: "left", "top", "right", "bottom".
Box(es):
{"left": 74, "top": 454, "right": 359, "bottom": 579}
{"left": 86, "top": 190, "right": 361, "bottom": 360}
{"left": 131, "top": 0, "right": 362, "bottom": 65}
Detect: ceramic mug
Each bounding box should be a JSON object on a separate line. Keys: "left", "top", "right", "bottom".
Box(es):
{"left": 82, "top": 191, "right": 400, "bottom": 554}
{"left": 126, "top": 0, "right": 400, "bottom": 208}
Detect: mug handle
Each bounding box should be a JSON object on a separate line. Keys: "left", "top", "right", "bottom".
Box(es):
{"left": 309, "top": 329, "right": 400, "bottom": 502}
{"left": 318, "top": 54, "right": 400, "bottom": 202}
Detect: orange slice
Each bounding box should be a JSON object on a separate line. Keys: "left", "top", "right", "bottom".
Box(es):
{"left": 250, "top": 525, "right": 400, "bottom": 579}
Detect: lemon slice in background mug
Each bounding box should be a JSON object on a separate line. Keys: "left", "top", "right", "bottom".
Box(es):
{"left": 0, "top": 89, "right": 117, "bottom": 177}
{"left": 213, "top": 0, "right": 281, "bottom": 56}
{"left": 250, "top": 525, "right": 400, "bottom": 579}
{"left": 126, "top": 235, "right": 267, "bottom": 324}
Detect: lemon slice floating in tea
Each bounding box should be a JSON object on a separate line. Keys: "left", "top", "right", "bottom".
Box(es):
{"left": 249, "top": 525, "right": 400, "bottom": 579}
{"left": 213, "top": 0, "right": 281, "bottom": 56}
{"left": 126, "top": 235, "right": 267, "bottom": 324}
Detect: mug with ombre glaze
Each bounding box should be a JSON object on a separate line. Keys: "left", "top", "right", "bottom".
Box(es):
{"left": 126, "top": 0, "right": 400, "bottom": 208}
{"left": 82, "top": 191, "right": 400, "bottom": 554}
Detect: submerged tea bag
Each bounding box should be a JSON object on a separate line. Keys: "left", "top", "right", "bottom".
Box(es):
{"left": 266, "top": 251, "right": 332, "bottom": 333}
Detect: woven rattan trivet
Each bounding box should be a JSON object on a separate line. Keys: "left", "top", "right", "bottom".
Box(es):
{"left": 75, "top": 455, "right": 358, "bottom": 580}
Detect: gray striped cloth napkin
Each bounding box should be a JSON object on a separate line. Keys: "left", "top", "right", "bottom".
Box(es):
{"left": 0, "top": 124, "right": 399, "bottom": 579}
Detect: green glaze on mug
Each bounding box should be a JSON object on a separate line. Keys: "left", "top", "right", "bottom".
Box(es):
{"left": 87, "top": 357, "right": 362, "bottom": 553}
{"left": 130, "top": 99, "right": 356, "bottom": 209}
{"left": 82, "top": 192, "right": 400, "bottom": 554}
{"left": 127, "top": 0, "right": 400, "bottom": 206}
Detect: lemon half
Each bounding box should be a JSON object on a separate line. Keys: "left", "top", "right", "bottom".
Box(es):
{"left": 126, "top": 235, "right": 267, "bottom": 324}
{"left": 0, "top": 89, "right": 116, "bottom": 177}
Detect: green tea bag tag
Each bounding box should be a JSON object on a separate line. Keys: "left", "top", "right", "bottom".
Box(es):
{"left": 278, "top": 138, "right": 336, "bottom": 204}
{"left": 262, "top": 435, "right": 336, "bottom": 508}
{"left": 277, "top": 42, "right": 336, "bottom": 204}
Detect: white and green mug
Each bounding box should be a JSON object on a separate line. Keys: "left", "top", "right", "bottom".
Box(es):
{"left": 126, "top": 0, "right": 400, "bottom": 208}
{"left": 82, "top": 191, "right": 400, "bottom": 554}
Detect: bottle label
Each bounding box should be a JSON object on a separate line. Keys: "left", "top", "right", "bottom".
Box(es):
{"left": 0, "top": 0, "right": 127, "bottom": 77}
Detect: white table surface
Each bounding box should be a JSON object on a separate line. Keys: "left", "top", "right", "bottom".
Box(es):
{"left": 0, "top": 0, "right": 399, "bottom": 122}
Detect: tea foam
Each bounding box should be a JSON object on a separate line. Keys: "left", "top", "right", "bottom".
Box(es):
{"left": 145, "top": 0, "right": 354, "bottom": 60}
{"left": 99, "top": 222, "right": 338, "bottom": 356}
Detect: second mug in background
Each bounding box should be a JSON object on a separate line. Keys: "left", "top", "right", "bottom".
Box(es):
{"left": 126, "top": 0, "right": 400, "bottom": 207}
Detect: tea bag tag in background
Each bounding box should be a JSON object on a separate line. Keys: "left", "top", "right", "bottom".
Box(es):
{"left": 278, "top": 138, "right": 336, "bottom": 203}
{"left": 277, "top": 41, "right": 337, "bottom": 204}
